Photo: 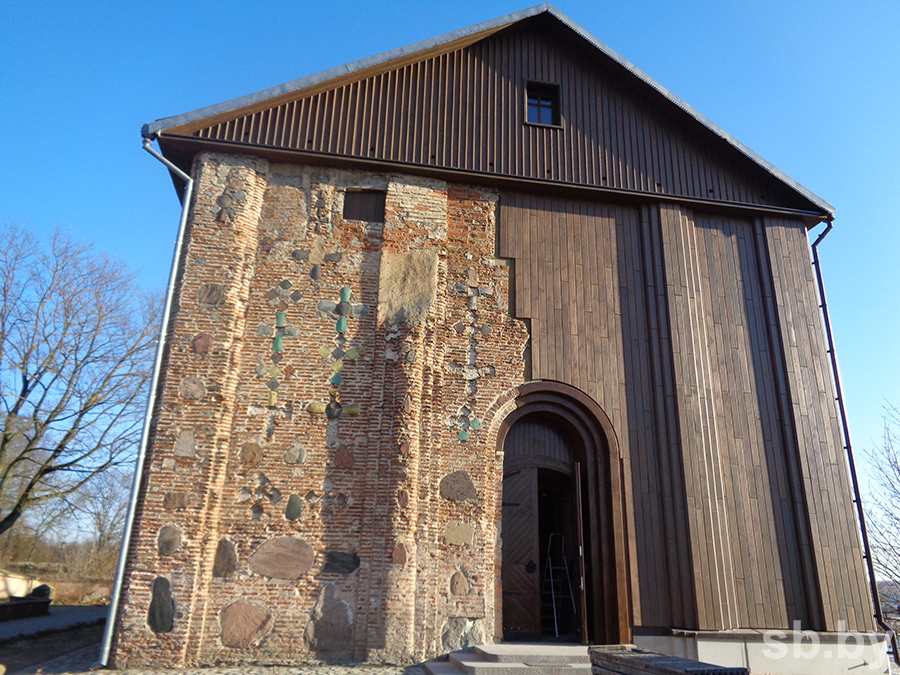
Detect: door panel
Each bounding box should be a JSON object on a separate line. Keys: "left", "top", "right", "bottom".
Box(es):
{"left": 502, "top": 467, "right": 541, "bottom": 637}
{"left": 574, "top": 462, "right": 589, "bottom": 642}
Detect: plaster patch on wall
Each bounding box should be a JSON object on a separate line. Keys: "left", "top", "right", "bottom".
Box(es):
{"left": 377, "top": 249, "right": 438, "bottom": 325}
{"left": 443, "top": 521, "right": 475, "bottom": 547}
{"left": 173, "top": 430, "right": 196, "bottom": 457}
{"left": 304, "top": 583, "right": 354, "bottom": 653}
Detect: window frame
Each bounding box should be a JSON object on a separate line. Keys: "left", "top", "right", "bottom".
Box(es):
{"left": 342, "top": 189, "right": 386, "bottom": 223}
{"left": 525, "top": 80, "right": 563, "bottom": 128}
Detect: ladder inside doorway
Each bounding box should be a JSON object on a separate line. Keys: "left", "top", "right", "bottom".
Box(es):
{"left": 541, "top": 533, "right": 577, "bottom": 637}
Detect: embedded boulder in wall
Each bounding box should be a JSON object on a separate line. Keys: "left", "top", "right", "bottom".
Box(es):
{"left": 220, "top": 600, "right": 273, "bottom": 648}
{"left": 248, "top": 537, "right": 314, "bottom": 579}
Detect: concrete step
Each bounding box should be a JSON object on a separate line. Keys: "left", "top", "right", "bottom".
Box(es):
{"left": 451, "top": 652, "right": 532, "bottom": 675}
{"left": 426, "top": 659, "right": 466, "bottom": 675}
{"left": 474, "top": 644, "right": 590, "bottom": 665}
{"left": 428, "top": 645, "right": 592, "bottom": 675}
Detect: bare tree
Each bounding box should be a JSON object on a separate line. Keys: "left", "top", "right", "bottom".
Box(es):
{"left": 865, "top": 404, "right": 900, "bottom": 638}
{"left": 866, "top": 405, "right": 900, "bottom": 575}
{"left": 61, "top": 469, "right": 131, "bottom": 577}
{"left": 0, "top": 225, "right": 159, "bottom": 537}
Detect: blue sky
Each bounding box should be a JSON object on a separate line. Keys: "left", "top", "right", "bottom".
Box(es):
{"left": 2, "top": 1, "right": 898, "bottom": 481}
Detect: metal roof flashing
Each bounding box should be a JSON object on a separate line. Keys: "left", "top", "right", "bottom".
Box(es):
{"left": 142, "top": 3, "right": 833, "bottom": 217}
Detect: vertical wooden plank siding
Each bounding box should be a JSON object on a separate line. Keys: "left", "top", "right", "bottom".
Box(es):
{"left": 764, "top": 218, "right": 873, "bottom": 632}
{"left": 657, "top": 204, "right": 739, "bottom": 630}
{"left": 641, "top": 204, "right": 696, "bottom": 628}
{"left": 498, "top": 194, "right": 867, "bottom": 633}
{"left": 500, "top": 193, "right": 696, "bottom": 628}
{"left": 690, "top": 214, "right": 812, "bottom": 629}
{"left": 192, "top": 25, "right": 808, "bottom": 212}
{"left": 752, "top": 218, "right": 823, "bottom": 628}
{"left": 653, "top": 207, "right": 847, "bottom": 631}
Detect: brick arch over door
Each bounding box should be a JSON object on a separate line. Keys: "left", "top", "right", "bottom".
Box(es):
{"left": 495, "top": 380, "right": 631, "bottom": 644}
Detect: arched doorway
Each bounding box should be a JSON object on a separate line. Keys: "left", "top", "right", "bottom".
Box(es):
{"left": 497, "top": 382, "right": 630, "bottom": 645}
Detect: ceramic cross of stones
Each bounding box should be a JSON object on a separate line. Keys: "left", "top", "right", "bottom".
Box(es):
{"left": 448, "top": 271, "right": 495, "bottom": 441}
{"left": 445, "top": 361, "right": 495, "bottom": 441}
{"left": 307, "top": 286, "right": 366, "bottom": 419}
{"left": 255, "top": 306, "right": 301, "bottom": 407}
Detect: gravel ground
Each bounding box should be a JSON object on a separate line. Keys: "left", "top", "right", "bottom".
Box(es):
{"left": 15, "top": 647, "right": 427, "bottom": 675}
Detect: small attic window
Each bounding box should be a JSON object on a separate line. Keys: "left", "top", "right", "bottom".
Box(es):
{"left": 343, "top": 190, "right": 386, "bottom": 222}
{"left": 526, "top": 82, "right": 561, "bottom": 126}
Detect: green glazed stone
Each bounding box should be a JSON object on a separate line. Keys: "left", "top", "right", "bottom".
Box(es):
{"left": 285, "top": 494, "right": 303, "bottom": 521}
{"left": 457, "top": 430, "right": 470, "bottom": 442}
{"left": 340, "top": 287, "right": 352, "bottom": 302}
{"left": 273, "top": 335, "right": 284, "bottom": 352}
{"left": 469, "top": 417, "right": 483, "bottom": 431}
{"left": 275, "top": 311, "right": 286, "bottom": 327}
{"left": 336, "top": 316, "right": 348, "bottom": 333}
{"left": 330, "top": 373, "right": 343, "bottom": 385}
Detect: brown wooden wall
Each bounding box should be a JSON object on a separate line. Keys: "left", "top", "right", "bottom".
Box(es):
{"left": 186, "top": 20, "right": 810, "bottom": 212}
{"left": 499, "top": 193, "right": 695, "bottom": 629}
{"left": 498, "top": 194, "right": 873, "bottom": 632}
{"left": 765, "top": 217, "right": 872, "bottom": 631}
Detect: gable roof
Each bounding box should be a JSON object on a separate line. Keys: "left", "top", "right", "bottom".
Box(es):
{"left": 144, "top": 4, "right": 833, "bottom": 218}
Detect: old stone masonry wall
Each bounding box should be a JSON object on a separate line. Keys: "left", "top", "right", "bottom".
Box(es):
{"left": 112, "top": 153, "right": 529, "bottom": 667}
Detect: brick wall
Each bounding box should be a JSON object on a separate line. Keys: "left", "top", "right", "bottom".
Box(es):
{"left": 112, "top": 154, "right": 529, "bottom": 666}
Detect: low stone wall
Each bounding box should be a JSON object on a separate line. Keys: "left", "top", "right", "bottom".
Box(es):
{"left": 0, "top": 597, "right": 51, "bottom": 622}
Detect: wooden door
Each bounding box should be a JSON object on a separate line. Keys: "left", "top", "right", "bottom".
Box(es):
{"left": 574, "top": 462, "right": 589, "bottom": 642}
{"left": 502, "top": 467, "right": 541, "bottom": 638}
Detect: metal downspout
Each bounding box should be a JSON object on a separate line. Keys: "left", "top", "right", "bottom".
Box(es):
{"left": 94, "top": 138, "right": 194, "bottom": 669}
{"left": 810, "top": 222, "right": 899, "bottom": 664}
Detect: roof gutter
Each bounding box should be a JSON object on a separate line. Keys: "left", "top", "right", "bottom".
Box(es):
{"left": 810, "top": 223, "right": 898, "bottom": 663}
{"left": 94, "top": 138, "right": 194, "bottom": 669}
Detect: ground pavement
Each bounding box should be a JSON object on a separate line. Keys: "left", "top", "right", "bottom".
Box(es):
{"left": 13, "top": 650, "right": 900, "bottom": 675}
{"left": 16, "top": 647, "right": 426, "bottom": 675}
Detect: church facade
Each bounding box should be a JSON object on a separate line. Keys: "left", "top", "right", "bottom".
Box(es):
{"left": 112, "top": 6, "right": 883, "bottom": 673}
